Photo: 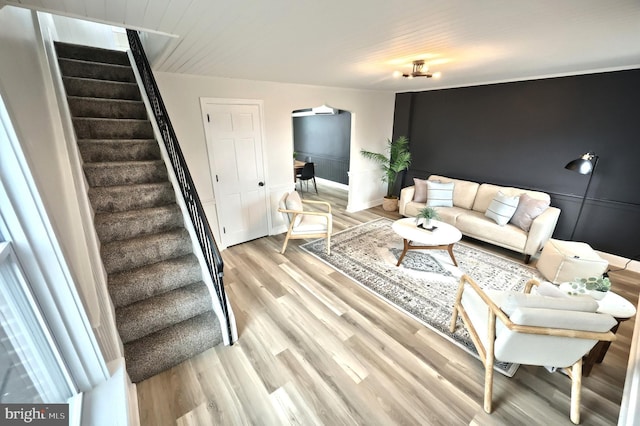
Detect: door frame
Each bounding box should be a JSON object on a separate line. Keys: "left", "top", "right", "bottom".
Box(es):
{"left": 200, "top": 98, "right": 271, "bottom": 249}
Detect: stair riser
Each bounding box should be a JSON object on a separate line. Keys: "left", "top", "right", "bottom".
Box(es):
{"left": 68, "top": 97, "right": 147, "bottom": 119}
{"left": 78, "top": 140, "right": 160, "bottom": 163}
{"left": 117, "top": 283, "right": 212, "bottom": 343}
{"left": 89, "top": 183, "right": 175, "bottom": 213}
{"left": 63, "top": 77, "right": 141, "bottom": 100}
{"left": 101, "top": 230, "right": 193, "bottom": 274}
{"left": 124, "top": 311, "right": 221, "bottom": 383}
{"left": 73, "top": 119, "right": 154, "bottom": 139}
{"left": 58, "top": 59, "right": 135, "bottom": 83}
{"left": 55, "top": 42, "right": 130, "bottom": 66}
{"left": 84, "top": 162, "right": 168, "bottom": 187}
{"left": 108, "top": 255, "right": 202, "bottom": 308}
{"left": 95, "top": 206, "right": 183, "bottom": 243}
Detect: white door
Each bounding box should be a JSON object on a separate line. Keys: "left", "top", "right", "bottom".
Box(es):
{"left": 204, "top": 101, "right": 269, "bottom": 247}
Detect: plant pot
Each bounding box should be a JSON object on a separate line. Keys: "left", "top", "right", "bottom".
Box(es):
{"left": 590, "top": 290, "right": 607, "bottom": 301}
{"left": 382, "top": 197, "right": 398, "bottom": 211}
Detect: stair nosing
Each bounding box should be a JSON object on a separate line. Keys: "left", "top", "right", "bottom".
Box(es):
{"left": 78, "top": 138, "right": 157, "bottom": 143}
{"left": 72, "top": 117, "right": 151, "bottom": 124}
{"left": 62, "top": 76, "right": 138, "bottom": 87}
{"left": 84, "top": 159, "right": 165, "bottom": 167}
{"left": 58, "top": 57, "right": 132, "bottom": 70}
{"left": 67, "top": 95, "right": 145, "bottom": 105}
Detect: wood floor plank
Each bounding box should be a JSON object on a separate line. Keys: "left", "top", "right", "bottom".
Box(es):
{"left": 136, "top": 181, "right": 637, "bottom": 425}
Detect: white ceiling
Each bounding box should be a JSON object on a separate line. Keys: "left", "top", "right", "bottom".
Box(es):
{"left": 7, "top": 0, "right": 640, "bottom": 91}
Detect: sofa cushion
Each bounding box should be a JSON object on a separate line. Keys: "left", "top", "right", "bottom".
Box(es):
{"left": 413, "top": 178, "right": 428, "bottom": 202}
{"left": 485, "top": 191, "right": 520, "bottom": 226}
{"left": 456, "top": 210, "right": 527, "bottom": 251}
{"left": 429, "top": 175, "right": 479, "bottom": 209}
{"left": 472, "top": 183, "right": 504, "bottom": 213}
{"left": 431, "top": 206, "right": 468, "bottom": 227}
{"left": 510, "top": 193, "right": 550, "bottom": 232}
{"left": 426, "top": 181, "right": 454, "bottom": 207}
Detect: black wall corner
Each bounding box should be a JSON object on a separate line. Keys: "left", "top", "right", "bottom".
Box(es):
{"left": 393, "top": 69, "right": 640, "bottom": 258}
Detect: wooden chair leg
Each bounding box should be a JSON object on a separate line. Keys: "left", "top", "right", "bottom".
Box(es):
{"left": 313, "top": 177, "right": 318, "bottom": 194}
{"left": 570, "top": 359, "right": 582, "bottom": 424}
{"left": 484, "top": 311, "right": 496, "bottom": 413}
{"left": 449, "top": 279, "right": 466, "bottom": 333}
{"left": 281, "top": 233, "right": 291, "bottom": 254}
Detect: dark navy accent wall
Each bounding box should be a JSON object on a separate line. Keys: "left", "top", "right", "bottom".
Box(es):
{"left": 393, "top": 69, "right": 640, "bottom": 258}
{"left": 293, "top": 111, "right": 351, "bottom": 185}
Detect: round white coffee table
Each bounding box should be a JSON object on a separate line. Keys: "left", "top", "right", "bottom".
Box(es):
{"left": 392, "top": 218, "right": 462, "bottom": 267}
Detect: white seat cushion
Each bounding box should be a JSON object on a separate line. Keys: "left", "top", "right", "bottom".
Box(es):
{"left": 291, "top": 214, "right": 328, "bottom": 234}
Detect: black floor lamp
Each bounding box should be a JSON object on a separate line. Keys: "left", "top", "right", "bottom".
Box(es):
{"left": 565, "top": 152, "right": 599, "bottom": 240}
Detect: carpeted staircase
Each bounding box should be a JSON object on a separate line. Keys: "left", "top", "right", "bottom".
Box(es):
{"left": 55, "top": 42, "right": 222, "bottom": 383}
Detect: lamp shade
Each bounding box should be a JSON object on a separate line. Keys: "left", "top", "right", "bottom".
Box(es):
{"left": 565, "top": 153, "right": 596, "bottom": 175}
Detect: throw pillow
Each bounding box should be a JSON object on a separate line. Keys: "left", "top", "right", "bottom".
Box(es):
{"left": 500, "top": 291, "right": 598, "bottom": 316}
{"left": 534, "top": 281, "right": 570, "bottom": 298}
{"left": 413, "top": 178, "right": 428, "bottom": 203}
{"left": 509, "top": 193, "right": 550, "bottom": 232}
{"left": 485, "top": 191, "right": 520, "bottom": 226}
{"left": 426, "top": 181, "right": 454, "bottom": 207}
{"left": 285, "top": 191, "right": 304, "bottom": 227}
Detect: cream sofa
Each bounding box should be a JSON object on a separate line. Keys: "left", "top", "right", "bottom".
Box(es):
{"left": 399, "top": 175, "right": 561, "bottom": 263}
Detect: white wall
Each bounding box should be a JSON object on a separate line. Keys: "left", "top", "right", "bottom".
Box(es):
{"left": 0, "top": 6, "right": 123, "bottom": 363}
{"left": 0, "top": 7, "right": 98, "bottom": 315}
{"left": 154, "top": 72, "right": 395, "bottom": 239}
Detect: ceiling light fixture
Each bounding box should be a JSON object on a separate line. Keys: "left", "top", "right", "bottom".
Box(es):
{"left": 398, "top": 60, "right": 441, "bottom": 79}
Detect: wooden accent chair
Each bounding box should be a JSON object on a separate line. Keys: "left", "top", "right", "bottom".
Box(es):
{"left": 277, "top": 191, "right": 332, "bottom": 254}
{"left": 450, "top": 274, "right": 617, "bottom": 424}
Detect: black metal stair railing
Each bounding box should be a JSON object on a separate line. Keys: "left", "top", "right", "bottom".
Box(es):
{"left": 126, "top": 30, "right": 233, "bottom": 345}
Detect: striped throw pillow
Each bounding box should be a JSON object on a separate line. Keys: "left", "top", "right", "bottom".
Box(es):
{"left": 426, "top": 181, "right": 454, "bottom": 207}
{"left": 485, "top": 191, "right": 520, "bottom": 226}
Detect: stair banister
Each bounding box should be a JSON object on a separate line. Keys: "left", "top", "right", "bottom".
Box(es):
{"left": 126, "top": 29, "right": 234, "bottom": 345}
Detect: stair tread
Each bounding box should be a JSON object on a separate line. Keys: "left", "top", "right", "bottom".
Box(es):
{"left": 55, "top": 42, "right": 130, "bottom": 66}
{"left": 95, "top": 204, "right": 183, "bottom": 243}
{"left": 59, "top": 57, "right": 132, "bottom": 71}
{"left": 67, "top": 95, "right": 144, "bottom": 105}
{"left": 74, "top": 117, "right": 150, "bottom": 123}
{"left": 108, "top": 254, "right": 202, "bottom": 307}
{"left": 62, "top": 75, "right": 138, "bottom": 86}
{"left": 124, "top": 311, "right": 221, "bottom": 383}
{"left": 116, "top": 282, "right": 211, "bottom": 343}
{"left": 84, "top": 159, "right": 165, "bottom": 166}
{"left": 101, "top": 228, "right": 192, "bottom": 274}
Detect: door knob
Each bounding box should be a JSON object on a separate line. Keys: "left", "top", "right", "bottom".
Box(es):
{"left": 258, "top": 181, "right": 265, "bottom": 186}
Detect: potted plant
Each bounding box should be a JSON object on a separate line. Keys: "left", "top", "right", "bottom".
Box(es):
{"left": 360, "top": 136, "right": 412, "bottom": 211}
{"left": 568, "top": 276, "right": 611, "bottom": 300}
{"left": 416, "top": 206, "right": 440, "bottom": 228}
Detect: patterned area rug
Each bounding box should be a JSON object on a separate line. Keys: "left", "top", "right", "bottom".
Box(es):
{"left": 300, "top": 218, "right": 545, "bottom": 377}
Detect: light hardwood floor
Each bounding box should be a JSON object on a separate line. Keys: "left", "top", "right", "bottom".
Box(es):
{"left": 136, "top": 182, "right": 638, "bottom": 425}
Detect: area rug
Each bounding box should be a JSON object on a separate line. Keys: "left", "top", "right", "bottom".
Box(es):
{"left": 300, "top": 218, "right": 546, "bottom": 377}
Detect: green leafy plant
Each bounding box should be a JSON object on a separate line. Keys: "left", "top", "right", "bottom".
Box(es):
{"left": 578, "top": 276, "right": 611, "bottom": 292}
{"left": 417, "top": 206, "right": 440, "bottom": 220}
{"left": 360, "top": 136, "right": 412, "bottom": 199}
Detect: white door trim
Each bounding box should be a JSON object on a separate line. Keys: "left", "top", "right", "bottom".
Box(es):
{"left": 200, "top": 98, "right": 271, "bottom": 249}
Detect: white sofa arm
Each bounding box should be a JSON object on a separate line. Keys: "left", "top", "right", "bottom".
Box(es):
{"left": 399, "top": 186, "right": 416, "bottom": 216}
{"left": 523, "top": 206, "right": 561, "bottom": 256}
